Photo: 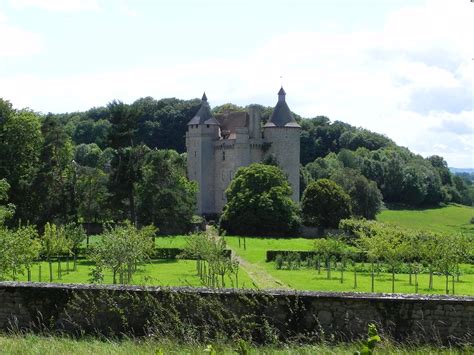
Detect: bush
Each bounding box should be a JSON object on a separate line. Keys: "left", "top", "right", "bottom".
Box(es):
{"left": 301, "top": 179, "right": 351, "bottom": 228}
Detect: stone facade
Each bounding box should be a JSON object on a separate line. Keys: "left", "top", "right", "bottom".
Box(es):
{"left": 186, "top": 88, "right": 301, "bottom": 215}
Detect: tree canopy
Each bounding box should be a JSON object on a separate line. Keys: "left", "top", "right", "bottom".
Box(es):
{"left": 301, "top": 179, "right": 352, "bottom": 228}
{"left": 220, "top": 163, "right": 300, "bottom": 236}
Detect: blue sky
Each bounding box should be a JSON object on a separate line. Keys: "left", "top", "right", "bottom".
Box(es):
{"left": 0, "top": 0, "right": 472, "bottom": 167}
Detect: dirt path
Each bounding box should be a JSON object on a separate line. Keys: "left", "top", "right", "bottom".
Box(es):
{"left": 230, "top": 247, "right": 291, "bottom": 290}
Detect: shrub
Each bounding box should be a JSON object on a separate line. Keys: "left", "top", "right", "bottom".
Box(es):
{"left": 301, "top": 179, "right": 351, "bottom": 228}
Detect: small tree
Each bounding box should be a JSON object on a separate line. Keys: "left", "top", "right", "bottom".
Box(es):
{"left": 418, "top": 232, "right": 443, "bottom": 290}
{"left": 0, "top": 226, "right": 40, "bottom": 280}
{"left": 313, "top": 238, "right": 348, "bottom": 280}
{"left": 359, "top": 225, "right": 406, "bottom": 293}
{"left": 89, "top": 222, "right": 155, "bottom": 284}
{"left": 301, "top": 179, "right": 351, "bottom": 228}
{"left": 42, "top": 223, "right": 72, "bottom": 282}
{"left": 64, "top": 222, "right": 87, "bottom": 271}
{"left": 183, "top": 229, "right": 239, "bottom": 288}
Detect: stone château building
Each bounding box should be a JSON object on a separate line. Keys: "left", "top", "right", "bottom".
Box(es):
{"left": 186, "top": 88, "right": 301, "bottom": 215}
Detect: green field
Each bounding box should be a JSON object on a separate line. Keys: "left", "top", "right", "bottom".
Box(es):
{"left": 14, "top": 259, "right": 254, "bottom": 289}
{"left": 10, "top": 204, "right": 474, "bottom": 295}
{"left": 377, "top": 203, "right": 474, "bottom": 236}
{"left": 225, "top": 236, "right": 474, "bottom": 296}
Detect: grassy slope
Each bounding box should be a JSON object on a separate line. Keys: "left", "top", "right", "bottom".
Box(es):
{"left": 377, "top": 203, "right": 474, "bottom": 236}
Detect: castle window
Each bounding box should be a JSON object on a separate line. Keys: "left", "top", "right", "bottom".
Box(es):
{"left": 207, "top": 124, "right": 210, "bottom": 128}
{"left": 194, "top": 151, "right": 196, "bottom": 157}
{"left": 222, "top": 151, "right": 225, "bottom": 161}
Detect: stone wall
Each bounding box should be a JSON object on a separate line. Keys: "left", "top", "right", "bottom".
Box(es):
{"left": 0, "top": 282, "right": 472, "bottom": 344}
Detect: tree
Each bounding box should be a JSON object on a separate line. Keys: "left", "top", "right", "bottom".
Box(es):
{"left": 359, "top": 226, "right": 407, "bottom": 293}
{"left": 401, "top": 165, "right": 427, "bottom": 206}
{"left": 41, "top": 223, "right": 72, "bottom": 282}
{"left": 220, "top": 163, "right": 300, "bottom": 236}
{"left": 331, "top": 168, "right": 382, "bottom": 219}
{"left": 136, "top": 150, "right": 197, "bottom": 234}
{"left": 183, "top": 229, "right": 239, "bottom": 288}
{"left": 75, "top": 165, "right": 109, "bottom": 223}
{"left": 107, "top": 101, "right": 146, "bottom": 223}
{"left": 0, "top": 225, "right": 40, "bottom": 280}
{"left": 64, "top": 222, "right": 86, "bottom": 271}
{"left": 0, "top": 109, "right": 43, "bottom": 223}
{"left": 313, "top": 238, "right": 350, "bottom": 279}
{"left": 0, "top": 179, "right": 14, "bottom": 226}
{"left": 34, "top": 114, "right": 74, "bottom": 224}
{"left": 301, "top": 179, "right": 351, "bottom": 228}
{"left": 89, "top": 222, "right": 155, "bottom": 284}
{"left": 107, "top": 145, "right": 148, "bottom": 222}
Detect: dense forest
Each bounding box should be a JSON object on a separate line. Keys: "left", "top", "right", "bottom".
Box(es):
{"left": 0, "top": 96, "right": 472, "bottom": 232}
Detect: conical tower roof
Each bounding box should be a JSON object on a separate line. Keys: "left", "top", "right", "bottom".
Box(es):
{"left": 187, "top": 92, "right": 219, "bottom": 125}
{"left": 264, "top": 87, "right": 300, "bottom": 128}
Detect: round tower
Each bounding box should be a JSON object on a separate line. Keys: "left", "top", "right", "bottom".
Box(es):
{"left": 263, "top": 87, "right": 301, "bottom": 202}
{"left": 185, "top": 92, "right": 220, "bottom": 215}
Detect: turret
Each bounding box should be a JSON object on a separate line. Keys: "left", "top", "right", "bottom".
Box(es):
{"left": 263, "top": 87, "right": 301, "bottom": 202}
{"left": 185, "top": 93, "right": 219, "bottom": 215}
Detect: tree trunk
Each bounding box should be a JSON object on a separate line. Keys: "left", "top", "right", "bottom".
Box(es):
{"left": 409, "top": 265, "right": 412, "bottom": 285}
{"left": 392, "top": 267, "right": 395, "bottom": 293}
{"left": 415, "top": 271, "right": 418, "bottom": 293}
{"left": 445, "top": 274, "right": 449, "bottom": 294}
{"left": 429, "top": 268, "right": 433, "bottom": 290}
{"left": 327, "top": 259, "right": 331, "bottom": 279}
{"left": 371, "top": 262, "right": 375, "bottom": 292}
{"left": 452, "top": 275, "right": 455, "bottom": 295}
{"left": 129, "top": 188, "right": 136, "bottom": 225}
{"left": 58, "top": 257, "right": 62, "bottom": 280}
{"left": 49, "top": 259, "right": 53, "bottom": 282}
{"left": 353, "top": 270, "right": 357, "bottom": 289}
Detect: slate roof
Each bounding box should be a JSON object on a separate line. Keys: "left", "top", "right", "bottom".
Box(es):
{"left": 187, "top": 92, "right": 219, "bottom": 126}
{"left": 264, "top": 87, "right": 301, "bottom": 128}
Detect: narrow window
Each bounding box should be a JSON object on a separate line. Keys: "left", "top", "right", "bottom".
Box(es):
{"left": 194, "top": 151, "right": 196, "bottom": 157}
{"left": 222, "top": 151, "right": 225, "bottom": 160}
{"left": 207, "top": 124, "right": 210, "bottom": 128}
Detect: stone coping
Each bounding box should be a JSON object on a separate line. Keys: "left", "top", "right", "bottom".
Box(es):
{"left": 1, "top": 281, "right": 472, "bottom": 302}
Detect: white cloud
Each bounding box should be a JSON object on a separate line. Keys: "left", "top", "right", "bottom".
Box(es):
{"left": 0, "top": 0, "right": 472, "bottom": 166}
{"left": 0, "top": 11, "right": 43, "bottom": 57}
{"left": 9, "top": 0, "right": 101, "bottom": 12}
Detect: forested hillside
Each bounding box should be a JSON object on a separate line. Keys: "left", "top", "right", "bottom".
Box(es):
{"left": 0, "top": 96, "right": 472, "bottom": 230}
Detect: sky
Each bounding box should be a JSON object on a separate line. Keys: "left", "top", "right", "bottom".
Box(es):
{"left": 0, "top": 0, "right": 472, "bottom": 167}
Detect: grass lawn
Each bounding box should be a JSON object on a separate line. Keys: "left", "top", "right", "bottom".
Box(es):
{"left": 223, "top": 236, "right": 314, "bottom": 264}
{"left": 268, "top": 267, "right": 474, "bottom": 296}
{"left": 377, "top": 203, "right": 474, "bottom": 236}
{"left": 0, "top": 334, "right": 471, "bottom": 355}
{"left": 225, "top": 236, "right": 474, "bottom": 296}
{"left": 13, "top": 259, "right": 254, "bottom": 289}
